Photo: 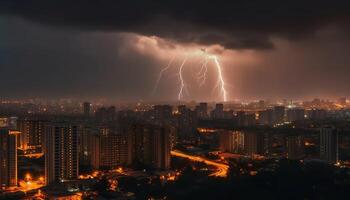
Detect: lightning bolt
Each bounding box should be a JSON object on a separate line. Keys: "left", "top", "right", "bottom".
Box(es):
{"left": 211, "top": 56, "right": 227, "bottom": 102}
{"left": 197, "top": 58, "right": 209, "bottom": 87}
{"left": 152, "top": 56, "right": 175, "bottom": 95}
{"left": 178, "top": 56, "right": 188, "bottom": 100}
{"left": 153, "top": 51, "right": 227, "bottom": 102}
{"left": 196, "top": 57, "right": 207, "bottom": 76}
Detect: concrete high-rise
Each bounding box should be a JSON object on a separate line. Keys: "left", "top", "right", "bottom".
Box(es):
{"left": 244, "top": 131, "right": 267, "bottom": 156}
{"left": 211, "top": 104, "right": 224, "bottom": 119}
{"left": 286, "top": 108, "right": 305, "bottom": 122}
{"left": 273, "top": 106, "right": 285, "bottom": 124}
{"left": 308, "top": 109, "right": 327, "bottom": 120}
{"left": 78, "top": 125, "right": 95, "bottom": 166}
{"left": 153, "top": 105, "right": 173, "bottom": 122}
{"left": 17, "top": 119, "right": 45, "bottom": 150}
{"left": 131, "top": 123, "right": 171, "bottom": 169}
{"left": 0, "top": 129, "right": 19, "bottom": 190}
{"left": 286, "top": 135, "right": 304, "bottom": 159}
{"left": 44, "top": 123, "right": 79, "bottom": 185}
{"left": 90, "top": 126, "right": 132, "bottom": 169}
{"left": 195, "top": 102, "right": 208, "bottom": 119}
{"left": 83, "top": 102, "right": 91, "bottom": 117}
{"left": 258, "top": 109, "right": 274, "bottom": 126}
{"left": 177, "top": 105, "right": 197, "bottom": 138}
{"left": 95, "top": 106, "right": 117, "bottom": 123}
{"left": 320, "top": 127, "right": 338, "bottom": 163}
{"left": 219, "top": 130, "right": 244, "bottom": 153}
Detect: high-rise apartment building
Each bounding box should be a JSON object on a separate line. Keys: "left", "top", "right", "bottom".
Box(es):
{"left": 44, "top": 123, "right": 79, "bottom": 185}
{"left": 308, "top": 109, "right": 327, "bottom": 120}
{"left": 83, "top": 102, "right": 91, "bottom": 117}
{"left": 90, "top": 126, "right": 132, "bottom": 169}
{"left": 219, "top": 130, "right": 244, "bottom": 153}
{"left": 17, "top": 119, "right": 45, "bottom": 150}
{"left": 78, "top": 125, "right": 95, "bottom": 166}
{"left": 211, "top": 104, "right": 224, "bottom": 119}
{"left": 153, "top": 105, "right": 173, "bottom": 122}
{"left": 177, "top": 105, "right": 197, "bottom": 137}
{"left": 131, "top": 124, "right": 171, "bottom": 169}
{"left": 273, "top": 106, "right": 285, "bottom": 124}
{"left": 95, "top": 106, "right": 117, "bottom": 123}
{"left": 195, "top": 102, "right": 208, "bottom": 119}
{"left": 258, "top": 109, "right": 274, "bottom": 126}
{"left": 320, "top": 127, "right": 338, "bottom": 163}
{"left": 244, "top": 131, "right": 267, "bottom": 156}
{"left": 0, "top": 129, "right": 19, "bottom": 190}
{"left": 286, "top": 135, "right": 304, "bottom": 159}
{"left": 286, "top": 108, "right": 305, "bottom": 122}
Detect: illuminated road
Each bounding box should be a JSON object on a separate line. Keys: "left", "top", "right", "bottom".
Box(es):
{"left": 171, "top": 150, "right": 229, "bottom": 177}
{"left": 20, "top": 153, "right": 44, "bottom": 159}
{"left": 18, "top": 174, "right": 45, "bottom": 192}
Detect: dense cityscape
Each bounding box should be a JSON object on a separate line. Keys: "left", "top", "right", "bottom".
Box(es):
{"left": 0, "top": 98, "right": 349, "bottom": 199}
{"left": 2, "top": 0, "right": 350, "bottom": 199}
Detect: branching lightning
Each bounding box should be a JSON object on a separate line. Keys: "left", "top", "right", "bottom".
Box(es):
{"left": 152, "top": 56, "right": 175, "bottom": 95}
{"left": 196, "top": 58, "right": 209, "bottom": 87}
{"left": 211, "top": 55, "right": 227, "bottom": 102}
{"left": 178, "top": 57, "right": 188, "bottom": 100}
{"left": 196, "top": 58, "right": 207, "bottom": 77}
{"left": 153, "top": 51, "right": 228, "bottom": 102}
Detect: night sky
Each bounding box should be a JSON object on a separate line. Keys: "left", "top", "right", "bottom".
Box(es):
{"left": 1, "top": 0, "right": 350, "bottom": 102}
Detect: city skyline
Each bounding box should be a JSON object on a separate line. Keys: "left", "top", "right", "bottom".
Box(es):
{"left": 1, "top": 1, "right": 350, "bottom": 101}
{"left": 1, "top": 98, "right": 350, "bottom": 198}
{"left": 1, "top": 1, "right": 350, "bottom": 199}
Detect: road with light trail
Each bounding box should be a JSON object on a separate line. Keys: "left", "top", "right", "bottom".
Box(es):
{"left": 171, "top": 150, "right": 229, "bottom": 177}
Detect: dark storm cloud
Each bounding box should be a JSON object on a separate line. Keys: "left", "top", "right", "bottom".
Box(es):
{"left": 1, "top": 0, "right": 350, "bottom": 50}
{"left": 0, "top": 18, "right": 163, "bottom": 100}
{"left": 2, "top": 1, "right": 350, "bottom": 101}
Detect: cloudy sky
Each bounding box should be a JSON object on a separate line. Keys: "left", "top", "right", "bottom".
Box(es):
{"left": 1, "top": 0, "right": 350, "bottom": 102}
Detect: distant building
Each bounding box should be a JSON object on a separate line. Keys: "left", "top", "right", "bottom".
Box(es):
{"left": 44, "top": 123, "right": 79, "bottom": 185}
{"left": 107, "top": 106, "right": 116, "bottom": 121}
{"left": 0, "top": 129, "right": 19, "bottom": 190}
{"left": 244, "top": 132, "right": 267, "bottom": 156}
{"left": 258, "top": 100, "right": 266, "bottom": 109}
{"left": 211, "top": 104, "right": 224, "bottom": 119}
{"left": 177, "top": 105, "right": 197, "bottom": 138}
{"left": 286, "top": 135, "right": 304, "bottom": 159}
{"left": 237, "top": 111, "right": 256, "bottom": 127}
{"left": 236, "top": 111, "right": 245, "bottom": 126}
{"left": 245, "top": 113, "right": 256, "bottom": 126}
{"left": 83, "top": 102, "right": 91, "bottom": 117}
{"left": 0, "top": 117, "right": 17, "bottom": 129}
{"left": 90, "top": 126, "right": 132, "bottom": 169}
{"left": 168, "top": 125, "right": 178, "bottom": 150}
{"left": 95, "top": 107, "right": 107, "bottom": 122}
{"left": 273, "top": 106, "right": 285, "bottom": 124}
{"left": 131, "top": 124, "right": 171, "bottom": 169}
{"left": 286, "top": 108, "right": 305, "bottom": 122}
{"left": 177, "top": 105, "right": 188, "bottom": 115}
{"left": 320, "top": 127, "right": 338, "bottom": 163}
{"left": 258, "top": 109, "right": 273, "bottom": 125}
{"left": 223, "top": 110, "right": 234, "bottom": 119}
{"left": 17, "top": 119, "right": 45, "bottom": 150}
{"left": 95, "top": 106, "right": 116, "bottom": 123}
{"left": 78, "top": 125, "right": 95, "bottom": 166}
{"left": 153, "top": 105, "right": 173, "bottom": 122}
{"left": 219, "top": 130, "right": 244, "bottom": 153}
{"left": 307, "top": 109, "right": 327, "bottom": 120}
{"left": 195, "top": 102, "right": 208, "bottom": 119}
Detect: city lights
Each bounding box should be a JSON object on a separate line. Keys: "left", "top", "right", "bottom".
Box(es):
{"left": 1, "top": 1, "right": 350, "bottom": 199}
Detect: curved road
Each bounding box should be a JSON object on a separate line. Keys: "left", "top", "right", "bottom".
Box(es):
{"left": 171, "top": 150, "right": 229, "bottom": 177}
